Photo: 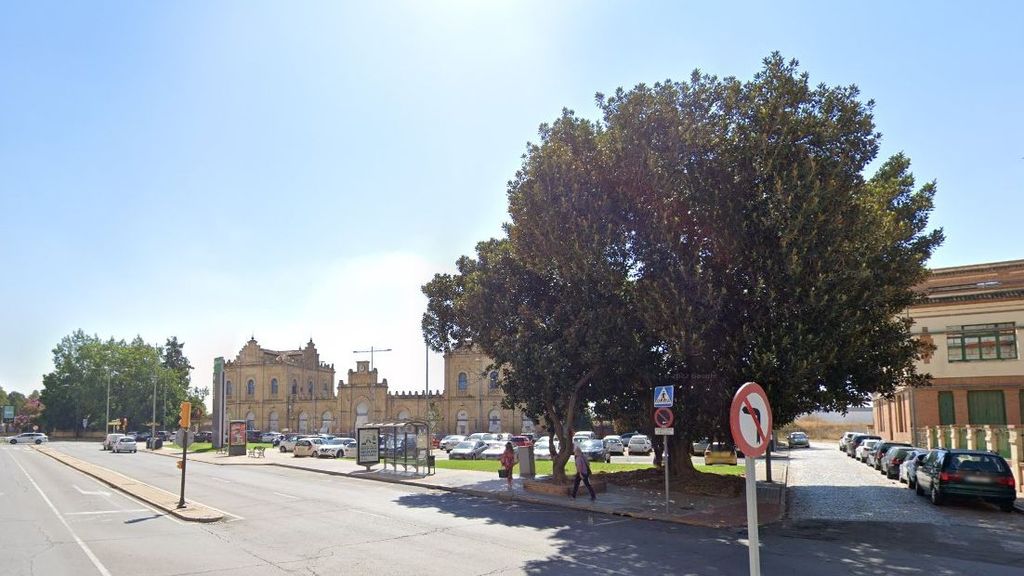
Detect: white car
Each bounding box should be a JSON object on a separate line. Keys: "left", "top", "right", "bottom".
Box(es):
{"left": 481, "top": 440, "right": 507, "bottom": 460}
{"left": 260, "top": 431, "right": 283, "bottom": 443}
{"left": 627, "top": 434, "right": 652, "bottom": 456}
{"left": 440, "top": 435, "right": 466, "bottom": 452}
{"left": 293, "top": 437, "right": 324, "bottom": 457}
{"left": 603, "top": 435, "right": 625, "bottom": 455}
{"left": 533, "top": 437, "right": 560, "bottom": 460}
{"left": 316, "top": 437, "right": 356, "bottom": 458}
{"left": 8, "top": 432, "right": 48, "bottom": 445}
{"left": 102, "top": 433, "right": 125, "bottom": 450}
{"left": 855, "top": 439, "right": 878, "bottom": 462}
{"left": 111, "top": 437, "right": 137, "bottom": 453}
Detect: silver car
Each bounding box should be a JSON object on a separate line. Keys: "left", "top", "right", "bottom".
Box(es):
{"left": 8, "top": 432, "right": 48, "bottom": 445}
{"left": 603, "top": 435, "right": 625, "bottom": 455}
{"left": 449, "top": 440, "right": 487, "bottom": 460}
{"left": 440, "top": 435, "right": 466, "bottom": 452}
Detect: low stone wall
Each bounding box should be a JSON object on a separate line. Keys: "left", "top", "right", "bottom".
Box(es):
{"left": 522, "top": 476, "right": 608, "bottom": 496}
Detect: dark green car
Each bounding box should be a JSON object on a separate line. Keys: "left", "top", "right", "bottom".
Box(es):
{"left": 915, "top": 449, "right": 1017, "bottom": 512}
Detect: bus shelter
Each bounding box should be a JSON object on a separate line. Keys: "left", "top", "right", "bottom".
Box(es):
{"left": 357, "top": 420, "right": 434, "bottom": 475}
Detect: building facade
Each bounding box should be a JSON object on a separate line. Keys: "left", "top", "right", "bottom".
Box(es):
{"left": 219, "top": 339, "right": 529, "bottom": 437}
{"left": 873, "top": 259, "right": 1024, "bottom": 444}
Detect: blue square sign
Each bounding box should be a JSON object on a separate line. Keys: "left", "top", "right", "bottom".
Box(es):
{"left": 654, "top": 385, "right": 674, "bottom": 407}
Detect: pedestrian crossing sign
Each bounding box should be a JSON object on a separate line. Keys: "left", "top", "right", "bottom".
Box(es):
{"left": 654, "top": 385, "right": 674, "bottom": 407}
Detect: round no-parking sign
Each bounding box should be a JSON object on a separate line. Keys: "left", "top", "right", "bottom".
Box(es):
{"left": 729, "top": 381, "right": 773, "bottom": 458}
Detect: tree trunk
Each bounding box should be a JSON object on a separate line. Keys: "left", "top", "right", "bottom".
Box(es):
{"left": 669, "top": 436, "right": 698, "bottom": 478}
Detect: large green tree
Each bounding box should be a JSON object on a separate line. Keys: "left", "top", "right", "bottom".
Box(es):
{"left": 424, "top": 53, "right": 942, "bottom": 481}
{"left": 40, "top": 330, "right": 194, "bottom": 435}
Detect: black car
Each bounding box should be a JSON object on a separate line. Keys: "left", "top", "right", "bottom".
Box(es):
{"left": 194, "top": 430, "right": 213, "bottom": 443}
{"left": 915, "top": 449, "right": 1017, "bottom": 512}
{"left": 579, "top": 439, "right": 611, "bottom": 464}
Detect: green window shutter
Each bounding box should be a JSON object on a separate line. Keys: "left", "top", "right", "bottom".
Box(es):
{"left": 966, "top": 390, "right": 1007, "bottom": 425}
{"left": 938, "top": 392, "right": 955, "bottom": 425}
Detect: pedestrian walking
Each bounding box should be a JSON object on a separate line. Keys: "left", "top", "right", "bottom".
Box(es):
{"left": 571, "top": 444, "right": 596, "bottom": 501}
{"left": 499, "top": 441, "right": 516, "bottom": 490}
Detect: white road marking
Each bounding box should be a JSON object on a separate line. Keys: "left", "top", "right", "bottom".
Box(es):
{"left": 350, "top": 509, "right": 388, "bottom": 520}
{"left": 65, "top": 509, "right": 150, "bottom": 516}
{"left": 272, "top": 491, "right": 299, "bottom": 500}
{"left": 73, "top": 485, "right": 112, "bottom": 496}
{"left": 211, "top": 477, "right": 232, "bottom": 483}
{"left": 9, "top": 453, "right": 114, "bottom": 576}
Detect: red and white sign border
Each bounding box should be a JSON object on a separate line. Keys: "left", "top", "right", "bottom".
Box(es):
{"left": 729, "top": 381, "right": 773, "bottom": 458}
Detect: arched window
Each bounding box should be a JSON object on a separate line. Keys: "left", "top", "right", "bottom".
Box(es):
{"left": 321, "top": 411, "right": 333, "bottom": 434}
{"left": 488, "top": 370, "right": 499, "bottom": 390}
{"left": 298, "top": 412, "right": 309, "bottom": 434}
{"left": 457, "top": 372, "right": 468, "bottom": 391}
{"left": 522, "top": 414, "right": 534, "bottom": 433}
{"left": 246, "top": 379, "right": 255, "bottom": 397}
{"left": 488, "top": 409, "right": 502, "bottom": 433}
{"left": 355, "top": 401, "right": 370, "bottom": 428}
{"left": 456, "top": 410, "right": 469, "bottom": 435}
{"left": 397, "top": 409, "right": 410, "bottom": 421}
{"left": 291, "top": 380, "right": 298, "bottom": 396}
{"left": 323, "top": 382, "right": 331, "bottom": 398}
{"left": 245, "top": 411, "right": 256, "bottom": 430}
{"left": 226, "top": 381, "right": 233, "bottom": 396}
{"left": 269, "top": 411, "right": 279, "bottom": 432}
{"left": 270, "top": 378, "right": 279, "bottom": 396}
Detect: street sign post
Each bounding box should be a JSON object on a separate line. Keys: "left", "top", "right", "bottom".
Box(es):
{"left": 730, "top": 382, "right": 773, "bottom": 576}
{"left": 652, "top": 386, "right": 675, "bottom": 512}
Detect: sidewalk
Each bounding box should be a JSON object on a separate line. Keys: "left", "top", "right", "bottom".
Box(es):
{"left": 135, "top": 445, "right": 789, "bottom": 528}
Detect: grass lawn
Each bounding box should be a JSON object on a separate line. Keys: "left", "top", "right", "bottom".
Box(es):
{"left": 165, "top": 442, "right": 274, "bottom": 453}
{"left": 435, "top": 459, "right": 743, "bottom": 477}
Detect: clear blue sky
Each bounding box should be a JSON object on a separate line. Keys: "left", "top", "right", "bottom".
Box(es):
{"left": 2, "top": 2, "right": 1021, "bottom": 399}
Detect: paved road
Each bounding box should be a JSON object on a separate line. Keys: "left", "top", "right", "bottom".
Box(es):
{"left": 6, "top": 441, "right": 1024, "bottom": 575}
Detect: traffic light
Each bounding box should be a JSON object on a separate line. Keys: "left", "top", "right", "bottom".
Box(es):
{"left": 179, "top": 401, "right": 191, "bottom": 429}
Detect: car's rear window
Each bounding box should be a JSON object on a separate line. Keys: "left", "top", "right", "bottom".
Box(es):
{"left": 946, "top": 453, "right": 1008, "bottom": 473}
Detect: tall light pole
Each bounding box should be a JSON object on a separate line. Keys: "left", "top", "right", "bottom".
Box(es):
{"left": 106, "top": 369, "right": 112, "bottom": 434}
{"left": 151, "top": 372, "right": 157, "bottom": 448}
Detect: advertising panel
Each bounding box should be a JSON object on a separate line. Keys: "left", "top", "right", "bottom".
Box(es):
{"left": 357, "top": 427, "right": 380, "bottom": 467}
{"left": 2, "top": 405, "right": 13, "bottom": 421}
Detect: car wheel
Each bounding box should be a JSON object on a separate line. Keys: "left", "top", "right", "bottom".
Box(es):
{"left": 280, "top": 446, "right": 286, "bottom": 453}
{"left": 930, "top": 484, "right": 944, "bottom": 506}
{"left": 908, "top": 476, "right": 916, "bottom": 489}
{"left": 10, "top": 440, "right": 17, "bottom": 444}
{"left": 335, "top": 451, "right": 342, "bottom": 459}
{"left": 999, "top": 501, "right": 1015, "bottom": 513}
{"left": 35, "top": 440, "right": 42, "bottom": 444}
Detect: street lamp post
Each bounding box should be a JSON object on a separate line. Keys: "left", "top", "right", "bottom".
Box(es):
{"left": 106, "top": 370, "right": 112, "bottom": 435}
{"left": 151, "top": 373, "right": 157, "bottom": 448}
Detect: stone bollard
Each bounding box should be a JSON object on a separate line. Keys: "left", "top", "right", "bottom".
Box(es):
{"left": 1007, "top": 425, "right": 1022, "bottom": 494}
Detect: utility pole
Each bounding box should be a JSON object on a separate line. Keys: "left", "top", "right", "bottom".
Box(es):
{"left": 353, "top": 346, "right": 392, "bottom": 372}
{"left": 150, "top": 372, "right": 157, "bottom": 448}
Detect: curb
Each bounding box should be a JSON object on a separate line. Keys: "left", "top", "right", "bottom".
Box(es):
{"left": 34, "top": 447, "right": 224, "bottom": 523}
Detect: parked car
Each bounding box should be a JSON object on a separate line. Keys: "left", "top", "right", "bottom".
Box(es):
{"left": 316, "top": 437, "right": 352, "bottom": 458}
{"left": 8, "top": 432, "right": 48, "bottom": 445}
{"left": 856, "top": 439, "right": 879, "bottom": 462}
{"left": 627, "top": 434, "right": 652, "bottom": 456}
{"left": 440, "top": 435, "right": 466, "bottom": 452}
{"left": 194, "top": 431, "right": 213, "bottom": 442}
{"left": 900, "top": 449, "right": 930, "bottom": 488}
{"left": 534, "top": 437, "right": 560, "bottom": 460}
{"left": 868, "top": 441, "right": 911, "bottom": 470}
{"left": 787, "top": 432, "right": 810, "bottom": 449}
{"left": 102, "top": 433, "right": 126, "bottom": 451}
{"left": 279, "top": 434, "right": 310, "bottom": 453}
{"left": 481, "top": 440, "right": 508, "bottom": 460}
{"left": 619, "top": 431, "right": 641, "bottom": 446}
{"left": 111, "top": 437, "right": 137, "bottom": 453}
{"left": 915, "top": 449, "right": 1017, "bottom": 511}
{"left": 135, "top": 431, "right": 152, "bottom": 443}
{"left": 510, "top": 435, "right": 533, "bottom": 448}
{"left": 572, "top": 431, "right": 596, "bottom": 445}
{"left": 245, "top": 430, "right": 263, "bottom": 443}
{"left": 260, "top": 431, "right": 282, "bottom": 443}
{"left": 690, "top": 438, "right": 710, "bottom": 455}
{"left": 449, "top": 440, "right": 487, "bottom": 460}
{"left": 880, "top": 446, "right": 919, "bottom": 479}
{"left": 704, "top": 442, "right": 738, "bottom": 466}
{"left": 467, "top": 432, "right": 497, "bottom": 443}
{"left": 603, "top": 435, "right": 625, "bottom": 455}
{"left": 846, "top": 434, "right": 881, "bottom": 458}
{"left": 292, "top": 437, "right": 324, "bottom": 457}
{"left": 839, "top": 431, "right": 859, "bottom": 452}
{"left": 579, "top": 438, "right": 611, "bottom": 464}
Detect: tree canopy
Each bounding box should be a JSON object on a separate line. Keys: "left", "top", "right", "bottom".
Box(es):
{"left": 423, "top": 53, "right": 942, "bottom": 479}
{"left": 39, "top": 330, "right": 197, "bottom": 435}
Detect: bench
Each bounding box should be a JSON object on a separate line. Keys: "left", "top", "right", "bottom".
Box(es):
{"left": 248, "top": 446, "right": 266, "bottom": 458}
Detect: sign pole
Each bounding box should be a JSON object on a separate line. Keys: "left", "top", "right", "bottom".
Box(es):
{"left": 744, "top": 455, "right": 760, "bottom": 576}
{"left": 663, "top": 437, "right": 670, "bottom": 512}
